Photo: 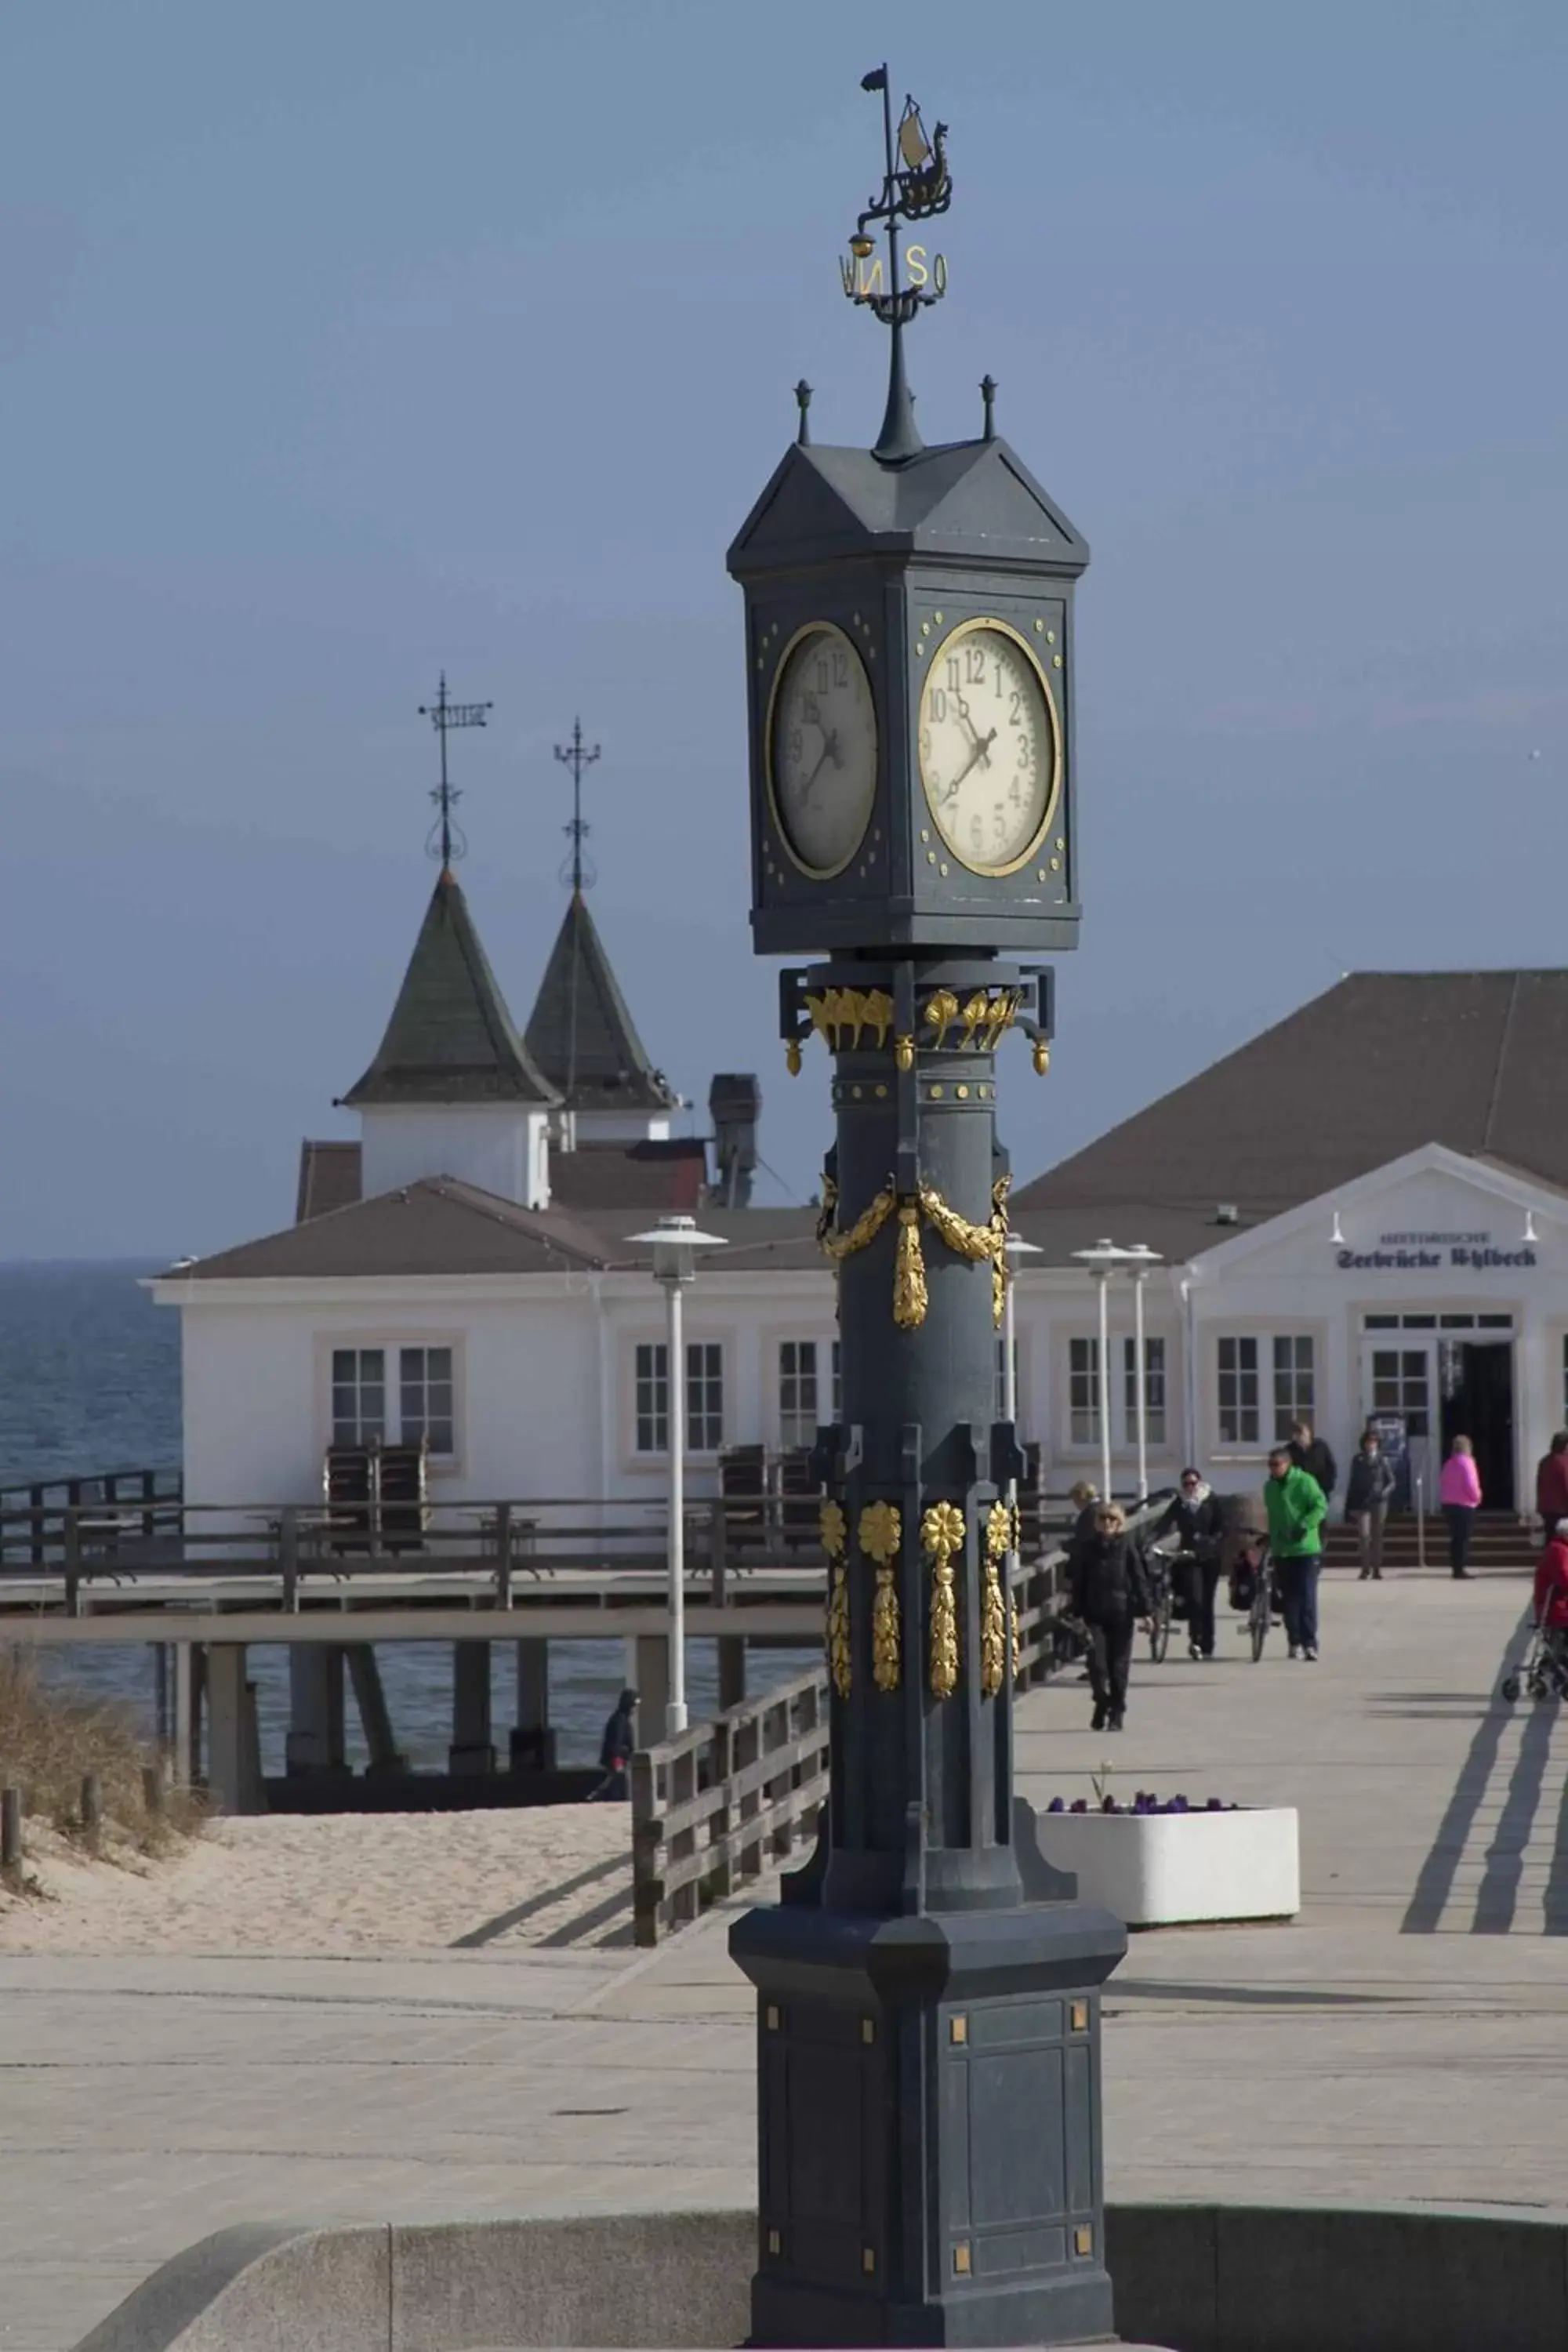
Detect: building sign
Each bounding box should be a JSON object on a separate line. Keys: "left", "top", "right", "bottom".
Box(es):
{"left": 1337, "top": 1229, "right": 1537, "bottom": 1272}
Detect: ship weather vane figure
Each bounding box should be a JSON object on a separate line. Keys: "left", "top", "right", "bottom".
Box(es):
{"left": 419, "top": 673, "right": 492, "bottom": 873}
{"left": 840, "top": 65, "right": 953, "bottom": 462}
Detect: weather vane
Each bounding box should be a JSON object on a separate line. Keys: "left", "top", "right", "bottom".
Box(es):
{"left": 840, "top": 65, "right": 953, "bottom": 463}
{"left": 419, "top": 672, "right": 492, "bottom": 871}
{"left": 554, "top": 717, "right": 601, "bottom": 895}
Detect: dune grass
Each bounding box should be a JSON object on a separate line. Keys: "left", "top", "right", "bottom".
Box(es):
{"left": 0, "top": 1646, "right": 202, "bottom": 1880}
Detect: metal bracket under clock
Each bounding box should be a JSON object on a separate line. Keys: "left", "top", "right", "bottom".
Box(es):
{"left": 778, "top": 961, "right": 1056, "bottom": 1064}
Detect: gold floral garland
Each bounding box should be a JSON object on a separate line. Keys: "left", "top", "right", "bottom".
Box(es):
{"left": 816, "top": 1169, "right": 1015, "bottom": 1331}
{"left": 922, "top": 1502, "right": 964, "bottom": 1699}
{"left": 821, "top": 1500, "right": 851, "bottom": 1700}
{"left": 858, "top": 1501, "right": 902, "bottom": 1692}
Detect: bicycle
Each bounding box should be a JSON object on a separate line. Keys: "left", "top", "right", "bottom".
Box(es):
{"left": 1143, "top": 1552, "right": 1174, "bottom": 1664}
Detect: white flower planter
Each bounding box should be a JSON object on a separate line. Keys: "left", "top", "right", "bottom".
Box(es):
{"left": 1033, "top": 1805, "right": 1300, "bottom": 1929}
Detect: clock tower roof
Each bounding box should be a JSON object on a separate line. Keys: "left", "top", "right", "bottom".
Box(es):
{"left": 728, "top": 433, "right": 1089, "bottom": 581}
{"left": 340, "top": 868, "right": 557, "bottom": 1109}
{"left": 524, "top": 891, "right": 677, "bottom": 1115}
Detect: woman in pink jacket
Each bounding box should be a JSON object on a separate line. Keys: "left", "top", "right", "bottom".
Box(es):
{"left": 1439, "top": 1436, "right": 1482, "bottom": 1578}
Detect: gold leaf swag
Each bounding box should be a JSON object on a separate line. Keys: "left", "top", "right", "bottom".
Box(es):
{"left": 982, "top": 1501, "right": 1015, "bottom": 1700}
{"left": 815, "top": 1171, "right": 1015, "bottom": 1331}
{"left": 821, "top": 1501, "right": 851, "bottom": 1700}
{"left": 858, "top": 1501, "right": 902, "bottom": 1693}
{"left": 922, "top": 1502, "right": 964, "bottom": 1700}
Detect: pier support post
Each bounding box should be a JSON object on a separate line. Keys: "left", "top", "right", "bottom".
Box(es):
{"left": 633, "top": 1635, "right": 670, "bottom": 1744}
{"left": 206, "top": 1645, "right": 263, "bottom": 1816}
{"left": 285, "top": 1647, "right": 347, "bottom": 1777}
{"left": 449, "top": 1642, "right": 495, "bottom": 1774}
{"left": 171, "top": 1642, "right": 200, "bottom": 1787}
{"left": 510, "top": 1639, "right": 556, "bottom": 1772}
{"left": 718, "top": 1635, "right": 747, "bottom": 1713}
{"left": 346, "top": 1644, "right": 407, "bottom": 1777}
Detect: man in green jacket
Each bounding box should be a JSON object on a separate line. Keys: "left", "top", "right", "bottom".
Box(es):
{"left": 1264, "top": 1445, "right": 1328, "bottom": 1661}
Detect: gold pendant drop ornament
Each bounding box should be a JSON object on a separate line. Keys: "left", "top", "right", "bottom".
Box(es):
{"left": 982, "top": 1501, "right": 1012, "bottom": 1699}
{"left": 822, "top": 1501, "right": 851, "bottom": 1697}
{"left": 893, "top": 1204, "right": 929, "bottom": 1330}
{"left": 858, "top": 1501, "right": 902, "bottom": 1693}
{"left": 922, "top": 1501, "right": 964, "bottom": 1699}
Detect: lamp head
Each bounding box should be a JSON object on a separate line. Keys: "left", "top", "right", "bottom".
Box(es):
{"left": 625, "top": 1213, "right": 729, "bottom": 1287}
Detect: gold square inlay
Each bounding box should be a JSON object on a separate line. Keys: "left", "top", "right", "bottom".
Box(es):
{"left": 861, "top": 2017, "right": 875, "bottom": 2045}
{"left": 767, "top": 2228, "right": 781, "bottom": 2256}
{"left": 949, "top": 2014, "right": 968, "bottom": 2045}
{"left": 766, "top": 2005, "right": 780, "bottom": 2032}
{"left": 1071, "top": 1999, "right": 1088, "bottom": 2032}
{"left": 1074, "top": 2224, "right": 1093, "bottom": 2257}
{"left": 953, "top": 2242, "right": 972, "bottom": 2276}
{"left": 862, "top": 2246, "right": 877, "bottom": 2275}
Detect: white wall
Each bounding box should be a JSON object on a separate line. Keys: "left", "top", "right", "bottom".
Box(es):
{"left": 359, "top": 1105, "right": 550, "bottom": 1207}
{"left": 562, "top": 1109, "right": 673, "bottom": 1145}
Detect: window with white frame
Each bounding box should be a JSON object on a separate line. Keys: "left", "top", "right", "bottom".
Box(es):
{"left": 635, "top": 1342, "right": 669, "bottom": 1454}
{"left": 331, "top": 1345, "right": 456, "bottom": 1456}
{"left": 332, "top": 1348, "right": 387, "bottom": 1447}
{"left": 1069, "top": 1338, "right": 1100, "bottom": 1445}
{"left": 633, "top": 1341, "right": 727, "bottom": 1455}
{"left": 399, "top": 1346, "right": 454, "bottom": 1456}
{"left": 687, "top": 1341, "right": 725, "bottom": 1451}
{"left": 779, "top": 1340, "right": 819, "bottom": 1449}
{"left": 1217, "top": 1336, "right": 1260, "bottom": 1447}
{"left": 1123, "top": 1336, "right": 1166, "bottom": 1446}
{"left": 831, "top": 1339, "right": 842, "bottom": 1423}
{"left": 1272, "top": 1335, "right": 1315, "bottom": 1440}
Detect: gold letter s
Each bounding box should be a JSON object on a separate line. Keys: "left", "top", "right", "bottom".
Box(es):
{"left": 906, "top": 244, "right": 927, "bottom": 287}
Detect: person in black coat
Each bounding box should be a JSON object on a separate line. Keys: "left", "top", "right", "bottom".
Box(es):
{"left": 1067, "top": 1504, "right": 1152, "bottom": 1731}
{"left": 1290, "top": 1421, "right": 1338, "bottom": 1510}
{"left": 587, "top": 1687, "right": 638, "bottom": 1801}
{"left": 1152, "top": 1468, "right": 1226, "bottom": 1660}
{"left": 1345, "top": 1429, "right": 1397, "bottom": 1579}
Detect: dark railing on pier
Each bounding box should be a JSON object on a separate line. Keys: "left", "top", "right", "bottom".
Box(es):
{"left": 0, "top": 1475, "right": 1106, "bottom": 1625}
{"left": 627, "top": 1501, "right": 1168, "bottom": 1946}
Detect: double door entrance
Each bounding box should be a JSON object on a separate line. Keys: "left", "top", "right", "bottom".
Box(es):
{"left": 1359, "top": 1315, "right": 1516, "bottom": 1511}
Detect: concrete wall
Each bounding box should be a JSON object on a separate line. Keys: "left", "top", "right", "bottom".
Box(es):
{"left": 72, "top": 2201, "right": 1568, "bottom": 2352}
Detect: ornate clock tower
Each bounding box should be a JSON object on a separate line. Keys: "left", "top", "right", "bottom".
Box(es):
{"left": 728, "top": 70, "right": 1127, "bottom": 2350}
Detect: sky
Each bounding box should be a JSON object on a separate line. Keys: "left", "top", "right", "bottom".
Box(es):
{"left": 2, "top": 0, "right": 1565, "bottom": 1257}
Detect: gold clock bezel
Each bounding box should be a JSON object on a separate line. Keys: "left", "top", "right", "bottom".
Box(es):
{"left": 764, "top": 620, "right": 879, "bottom": 880}
{"left": 917, "top": 615, "right": 1062, "bottom": 877}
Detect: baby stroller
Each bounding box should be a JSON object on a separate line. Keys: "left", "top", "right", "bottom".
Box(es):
{"left": 1501, "top": 1626, "right": 1568, "bottom": 1705}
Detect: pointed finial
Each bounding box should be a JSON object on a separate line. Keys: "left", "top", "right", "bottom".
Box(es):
{"left": 981, "top": 375, "right": 997, "bottom": 441}
{"left": 419, "top": 674, "right": 491, "bottom": 871}
{"left": 794, "top": 379, "right": 813, "bottom": 445}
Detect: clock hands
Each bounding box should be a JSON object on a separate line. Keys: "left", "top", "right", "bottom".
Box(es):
{"left": 943, "top": 698, "right": 999, "bottom": 799}
{"left": 799, "top": 725, "right": 843, "bottom": 803}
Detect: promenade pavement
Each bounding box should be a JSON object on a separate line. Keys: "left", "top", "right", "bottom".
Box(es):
{"left": 4, "top": 1567, "right": 1565, "bottom": 2350}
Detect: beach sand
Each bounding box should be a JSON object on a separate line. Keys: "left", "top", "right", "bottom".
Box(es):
{"left": 0, "top": 1806, "right": 633, "bottom": 1955}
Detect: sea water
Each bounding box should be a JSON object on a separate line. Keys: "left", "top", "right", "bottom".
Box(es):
{"left": 0, "top": 1262, "right": 811, "bottom": 1775}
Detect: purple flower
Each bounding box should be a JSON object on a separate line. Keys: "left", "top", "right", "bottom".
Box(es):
{"left": 1047, "top": 1795, "right": 1065, "bottom": 1813}
{"left": 1069, "top": 1798, "right": 1087, "bottom": 1813}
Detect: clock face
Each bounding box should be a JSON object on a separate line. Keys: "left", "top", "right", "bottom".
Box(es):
{"left": 766, "top": 623, "right": 878, "bottom": 877}
{"left": 918, "top": 620, "right": 1061, "bottom": 875}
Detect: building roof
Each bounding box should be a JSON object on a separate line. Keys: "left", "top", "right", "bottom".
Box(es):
{"left": 1015, "top": 971, "right": 1568, "bottom": 1233}
{"left": 523, "top": 891, "right": 676, "bottom": 1113}
{"left": 168, "top": 1179, "right": 820, "bottom": 1283}
{"left": 727, "top": 434, "right": 1090, "bottom": 579}
{"left": 295, "top": 1140, "right": 364, "bottom": 1224}
{"left": 547, "top": 1138, "right": 708, "bottom": 1214}
{"left": 340, "top": 871, "right": 557, "bottom": 1109}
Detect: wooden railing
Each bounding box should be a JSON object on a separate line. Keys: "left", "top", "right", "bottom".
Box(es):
{"left": 630, "top": 1667, "right": 829, "bottom": 1947}
{"left": 0, "top": 1468, "right": 183, "bottom": 1570}
{"left": 627, "top": 1497, "right": 1171, "bottom": 1946}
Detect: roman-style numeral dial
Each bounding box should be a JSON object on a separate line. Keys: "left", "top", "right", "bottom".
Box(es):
{"left": 918, "top": 619, "right": 1060, "bottom": 874}
{"left": 766, "top": 623, "right": 878, "bottom": 877}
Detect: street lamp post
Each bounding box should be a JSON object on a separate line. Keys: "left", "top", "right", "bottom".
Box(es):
{"left": 1070, "top": 1240, "right": 1142, "bottom": 1504}
{"left": 1123, "top": 1245, "right": 1163, "bottom": 1503}
{"left": 626, "top": 1215, "right": 728, "bottom": 1737}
